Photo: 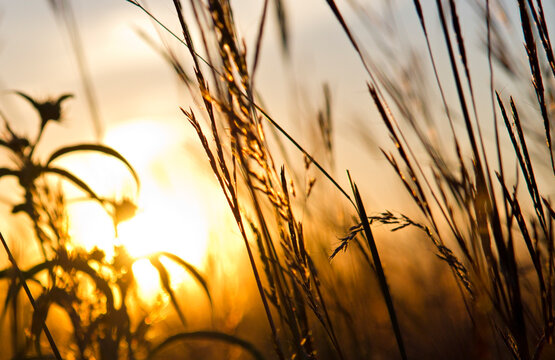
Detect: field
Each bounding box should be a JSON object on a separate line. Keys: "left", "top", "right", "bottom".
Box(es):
{"left": 0, "top": 0, "right": 553, "bottom": 359}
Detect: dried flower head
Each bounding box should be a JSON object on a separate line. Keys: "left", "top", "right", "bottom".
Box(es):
{"left": 15, "top": 91, "right": 73, "bottom": 130}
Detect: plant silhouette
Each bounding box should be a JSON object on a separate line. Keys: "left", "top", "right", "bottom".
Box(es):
{"left": 0, "top": 92, "right": 256, "bottom": 359}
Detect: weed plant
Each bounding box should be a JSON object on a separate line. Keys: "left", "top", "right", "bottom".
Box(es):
{"left": 0, "top": 93, "right": 259, "bottom": 359}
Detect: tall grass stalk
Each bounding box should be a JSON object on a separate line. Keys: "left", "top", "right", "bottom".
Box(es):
{"left": 127, "top": 0, "right": 554, "bottom": 358}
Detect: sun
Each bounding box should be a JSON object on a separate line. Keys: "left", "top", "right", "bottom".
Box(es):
{"left": 66, "top": 118, "right": 210, "bottom": 299}
{"left": 116, "top": 190, "right": 207, "bottom": 262}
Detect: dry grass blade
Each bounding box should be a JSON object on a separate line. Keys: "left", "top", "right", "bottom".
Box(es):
{"left": 183, "top": 106, "right": 285, "bottom": 358}
{"left": 368, "top": 84, "right": 434, "bottom": 227}
{"left": 135, "top": 27, "right": 194, "bottom": 85}
{"left": 322, "top": 0, "right": 383, "bottom": 92}
{"left": 496, "top": 177, "right": 535, "bottom": 359}
{"left": 517, "top": 0, "right": 553, "bottom": 173}
{"left": 526, "top": 0, "right": 555, "bottom": 78}
{"left": 448, "top": 0, "right": 471, "bottom": 94}
{"left": 497, "top": 94, "right": 547, "bottom": 232}
{"left": 251, "top": 0, "right": 270, "bottom": 86}
{"left": 323, "top": 0, "right": 363, "bottom": 69}
{"left": 255, "top": 105, "right": 353, "bottom": 204}
{"left": 484, "top": 0, "right": 507, "bottom": 211}
{"left": 48, "top": 0, "right": 103, "bottom": 140}
{"left": 410, "top": 0, "right": 456, "bottom": 129}
{"left": 273, "top": 0, "right": 289, "bottom": 54}
{"left": 154, "top": 251, "right": 212, "bottom": 305}
{"left": 149, "top": 256, "right": 188, "bottom": 327}
{"left": 435, "top": 0, "right": 482, "bottom": 172}
{"left": 447, "top": 0, "right": 495, "bottom": 198}
{"left": 42, "top": 167, "right": 102, "bottom": 202}
{"left": 349, "top": 178, "right": 407, "bottom": 360}
{"left": 509, "top": 98, "right": 548, "bottom": 230}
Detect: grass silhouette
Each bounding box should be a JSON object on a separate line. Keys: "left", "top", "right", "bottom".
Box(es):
{"left": 1, "top": 0, "right": 554, "bottom": 359}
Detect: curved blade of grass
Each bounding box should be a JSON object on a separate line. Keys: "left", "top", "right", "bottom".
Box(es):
{"left": 148, "top": 255, "right": 187, "bottom": 327}
{"left": 30, "top": 287, "right": 82, "bottom": 355}
{"left": 42, "top": 166, "right": 101, "bottom": 202}
{"left": 147, "top": 331, "right": 265, "bottom": 360}
{"left": 156, "top": 251, "right": 212, "bottom": 305}
{"left": 46, "top": 144, "right": 140, "bottom": 190}
{"left": 61, "top": 258, "right": 115, "bottom": 312}
{"left": 14, "top": 91, "right": 41, "bottom": 109}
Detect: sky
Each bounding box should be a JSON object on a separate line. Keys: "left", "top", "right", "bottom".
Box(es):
{"left": 0, "top": 0, "right": 411, "bottom": 217}
{"left": 0, "top": 0, "right": 418, "bottom": 146}
{"left": 0, "top": 0, "right": 553, "bottom": 266}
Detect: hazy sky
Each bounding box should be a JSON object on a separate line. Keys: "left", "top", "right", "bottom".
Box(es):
{"left": 0, "top": 0, "right": 552, "bottom": 218}
{"left": 0, "top": 0, "right": 405, "bottom": 201}
{"left": 0, "top": 0, "right": 418, "bottom": 143}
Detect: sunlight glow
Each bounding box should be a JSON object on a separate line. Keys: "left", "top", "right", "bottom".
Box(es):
{"left": 67, "top": 118, "right": 210, "bottom": 298}
{"left": 131, "top": 259, "right": 162, "bottom": 303}
{"left": 116, "top": 186, "right": 208, "bottom": 265}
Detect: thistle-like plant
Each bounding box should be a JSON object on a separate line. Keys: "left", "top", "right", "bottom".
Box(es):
{"left": 0, "top": 92, "right": 247, "bottom": 359}
{"left": 0, "top": 92, "right": 140, "bottom": 252}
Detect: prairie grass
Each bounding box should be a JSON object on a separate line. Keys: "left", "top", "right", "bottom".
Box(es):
{"left": 0, "top": 0, "right": 554, "bottom": 359}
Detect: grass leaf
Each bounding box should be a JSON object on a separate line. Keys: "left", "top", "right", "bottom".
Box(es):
{"left": 46, "top": 144, "right": 140, "bottom": 190}
{"left": 42, "top": 166, "right": 101, "bottom": 202}
{"left": 149, "top": 255, "right": 187, "bottom": 327}
{"left": 156, "top": 251, "right": 212, "bottom": 305}
{"left": 147, "top": 330, "right": 265, "bottom": 360}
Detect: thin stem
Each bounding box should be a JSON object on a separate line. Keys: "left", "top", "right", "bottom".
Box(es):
{"left": 0, "top": 231, "right": 63, "bottom": 360}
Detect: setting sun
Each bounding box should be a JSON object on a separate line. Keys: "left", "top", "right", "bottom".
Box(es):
{"left": 66, "top": 118, "right": 210, "bottom": 298}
